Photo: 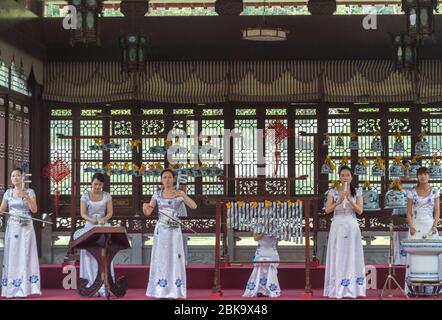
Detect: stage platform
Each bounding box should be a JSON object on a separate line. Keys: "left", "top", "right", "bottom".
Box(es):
{"left": 40, "top": 263, "right": 406, "bottom": 290}
{"left": 9, "top": 289, "right": 442, "bottom": 300}
{"left": 5, "top": 264, "right": 442, "bottom": 300}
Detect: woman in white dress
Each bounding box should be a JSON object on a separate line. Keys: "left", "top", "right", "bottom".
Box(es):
{"left": 243, "top": 229, "right": 281, "bottom": 298}
{"left": 405, "top": 166, "right": 440, "bottom": 293}
{"left": 0, "top": 168, "right": 41, "bottom": 298}
{"left": 143, "top": 169, "right": 197, "bottom": 299}
{"left": 323, "top": 165, "right": 366, "bottom": 299}
{"left": 78, "top": 173, "right": 114, "bottom": 297}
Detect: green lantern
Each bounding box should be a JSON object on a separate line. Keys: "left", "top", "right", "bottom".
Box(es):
{"left": 120, "top": 34, "right": 148, "bottom": 73}
{"left": 68, "top": 0, "right": 102, "bottom": 46}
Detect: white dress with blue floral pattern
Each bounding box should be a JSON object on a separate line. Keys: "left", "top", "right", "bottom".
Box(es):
{"left": 405, "top": 187, "right": 441, "bottom": 293}
{"left": 323, "top": 187, "right": 366, "bottom": 299}
{"left": 78, "top": 191, "right": 115, "bottom": 297}
{"left": 406, "top": 187, "right": 440, "bottom": 239}
{"left": 1, "top": 188, "right": 41, "bottom": 298}
{"left": 146, "top": 191, "right": 186, "bottom": 299}
{"left": 243, "top": 234, "right": 281, "bottom": 297}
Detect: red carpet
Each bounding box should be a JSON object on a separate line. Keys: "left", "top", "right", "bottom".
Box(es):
{"left": 4, "top": 289, "right": 441, "bottom": 300}
{"left": 5, "top": 264, "right": 441, "bottom": 300}
{"left": 41, "top": 263, "right": 406, "bottom": 289}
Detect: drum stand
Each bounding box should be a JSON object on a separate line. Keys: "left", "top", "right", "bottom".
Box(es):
{"left": 380, "top": 219, "right": 409, "bottom": 299}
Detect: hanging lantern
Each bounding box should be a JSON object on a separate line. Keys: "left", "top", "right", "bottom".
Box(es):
{"left": 418, "top": 0, "right": 437, "bottom": 39}
{"left": 68, "top": 0, "right": 103, "bottom": 46}
{"left": 402, "top": 0, "right": 437, "bottom": 40}
{"left": 403, "top": 0, "right": 419, "bottom": 38}
{"left": 120, "top": 34, "right": 148, "bottom": 73}
{"left": 393, "top": 33, "right": 418, "bottom": 71}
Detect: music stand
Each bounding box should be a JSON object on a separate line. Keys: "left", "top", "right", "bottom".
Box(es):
{"left": 380, "top": 214, "right": 409, "bottom": 299}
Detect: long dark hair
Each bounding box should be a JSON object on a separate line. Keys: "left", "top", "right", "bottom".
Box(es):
{"left": 339, "top": 165, "right": 356, "bottom": 198}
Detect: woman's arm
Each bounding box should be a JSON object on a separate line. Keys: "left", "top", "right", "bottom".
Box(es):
{"left": 143, "top": 197, "right": 157, "bottom": 216}
{"left": 80, "top": 201, "right": 97, "bottom": 224}
{"left": 406, "top": 198, "right": 415, "bottom": 235}
{"left": 101, "top": 199, "right": 113, "bottom": 224}
{"left": 0, "top": 197, "right": 8, "bottom": 214}
{"left": 324, "top": 192, "right": 342, "bottom": 214}
{"left": 178, "top": 191, "right": 197, "bottom": 210}
{"left": 26, "top": 195, "right": 38, "bottom": 214}
{"left": 19, "top": 190, "right": 38, "bottom": 214}
{"left": 433, "top": 195, "right": 440, "bottom": 233}
{"left": 348, "top": 194, "right": 364, "bottom": 215}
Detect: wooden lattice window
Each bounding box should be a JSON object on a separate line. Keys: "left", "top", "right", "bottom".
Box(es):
{"left": 109, "top": 108, "right": 133, "bottom": 196}
{"left": 234, "top": 108, "right": 258, "bottom": 178}
{"left": 10, "top": 61, "right": 30, "bottom": 96}
{"left": 294, "top": 107, "right": 317, "bottom": 195}
{"left": 201, "top": 108, "right": 224, "bottom": 195}
{"left": 49, "top": 109, "right": 72, "bottom": 195}
{"left": 0, "top": 58, "right": 8, "bottom": 89}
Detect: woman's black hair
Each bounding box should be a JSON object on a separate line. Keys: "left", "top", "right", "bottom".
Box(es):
{"left": 339, "top": 165, "right": 356, "bottom": 198}
{"left": 161, "top": 169, "right": 176, "bottom": 179}
{"left": 91, "top": 173, "right": 105, "bottom": 183}
{"left": 11, "top": 167, "right": 23, "bottom": 175}
{"left": 416, "top": 166, "right": 429, "bottom": 187}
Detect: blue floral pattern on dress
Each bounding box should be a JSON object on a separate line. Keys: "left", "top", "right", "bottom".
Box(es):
{"left": 356, "top": 276, "right": 364, "bottom": 285}
{"left": 400, "top": 249, "right": 407, "bottom": 257}
{"left": 259, "top": 277, "right": 267, "bottom": 286}
{"left": 1, "top": 278, "right": 7, "bottom": 287}
{"left": 12, "top": 279, "right": 22, "bottom": 287}
{"left": 269, "top": 283, "right": 278, "bottom": 292}
{"left": 247, "top": 281, "right": 256, "bottom": 291}
{"left": 340, "top": 278, "right": 351, "bottom": 287}
{"left": 175, "top": 278, "right": 183, "bottom": 287}
{"left": 157, "top": 278, "right": 168, "bottom": 287}
{"left": 29, "top": 275, "right": 39, "bottom": 284}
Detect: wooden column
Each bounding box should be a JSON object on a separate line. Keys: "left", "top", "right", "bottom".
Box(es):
{"left": 29, "top": 80, "right": 49, "bottom": 257}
